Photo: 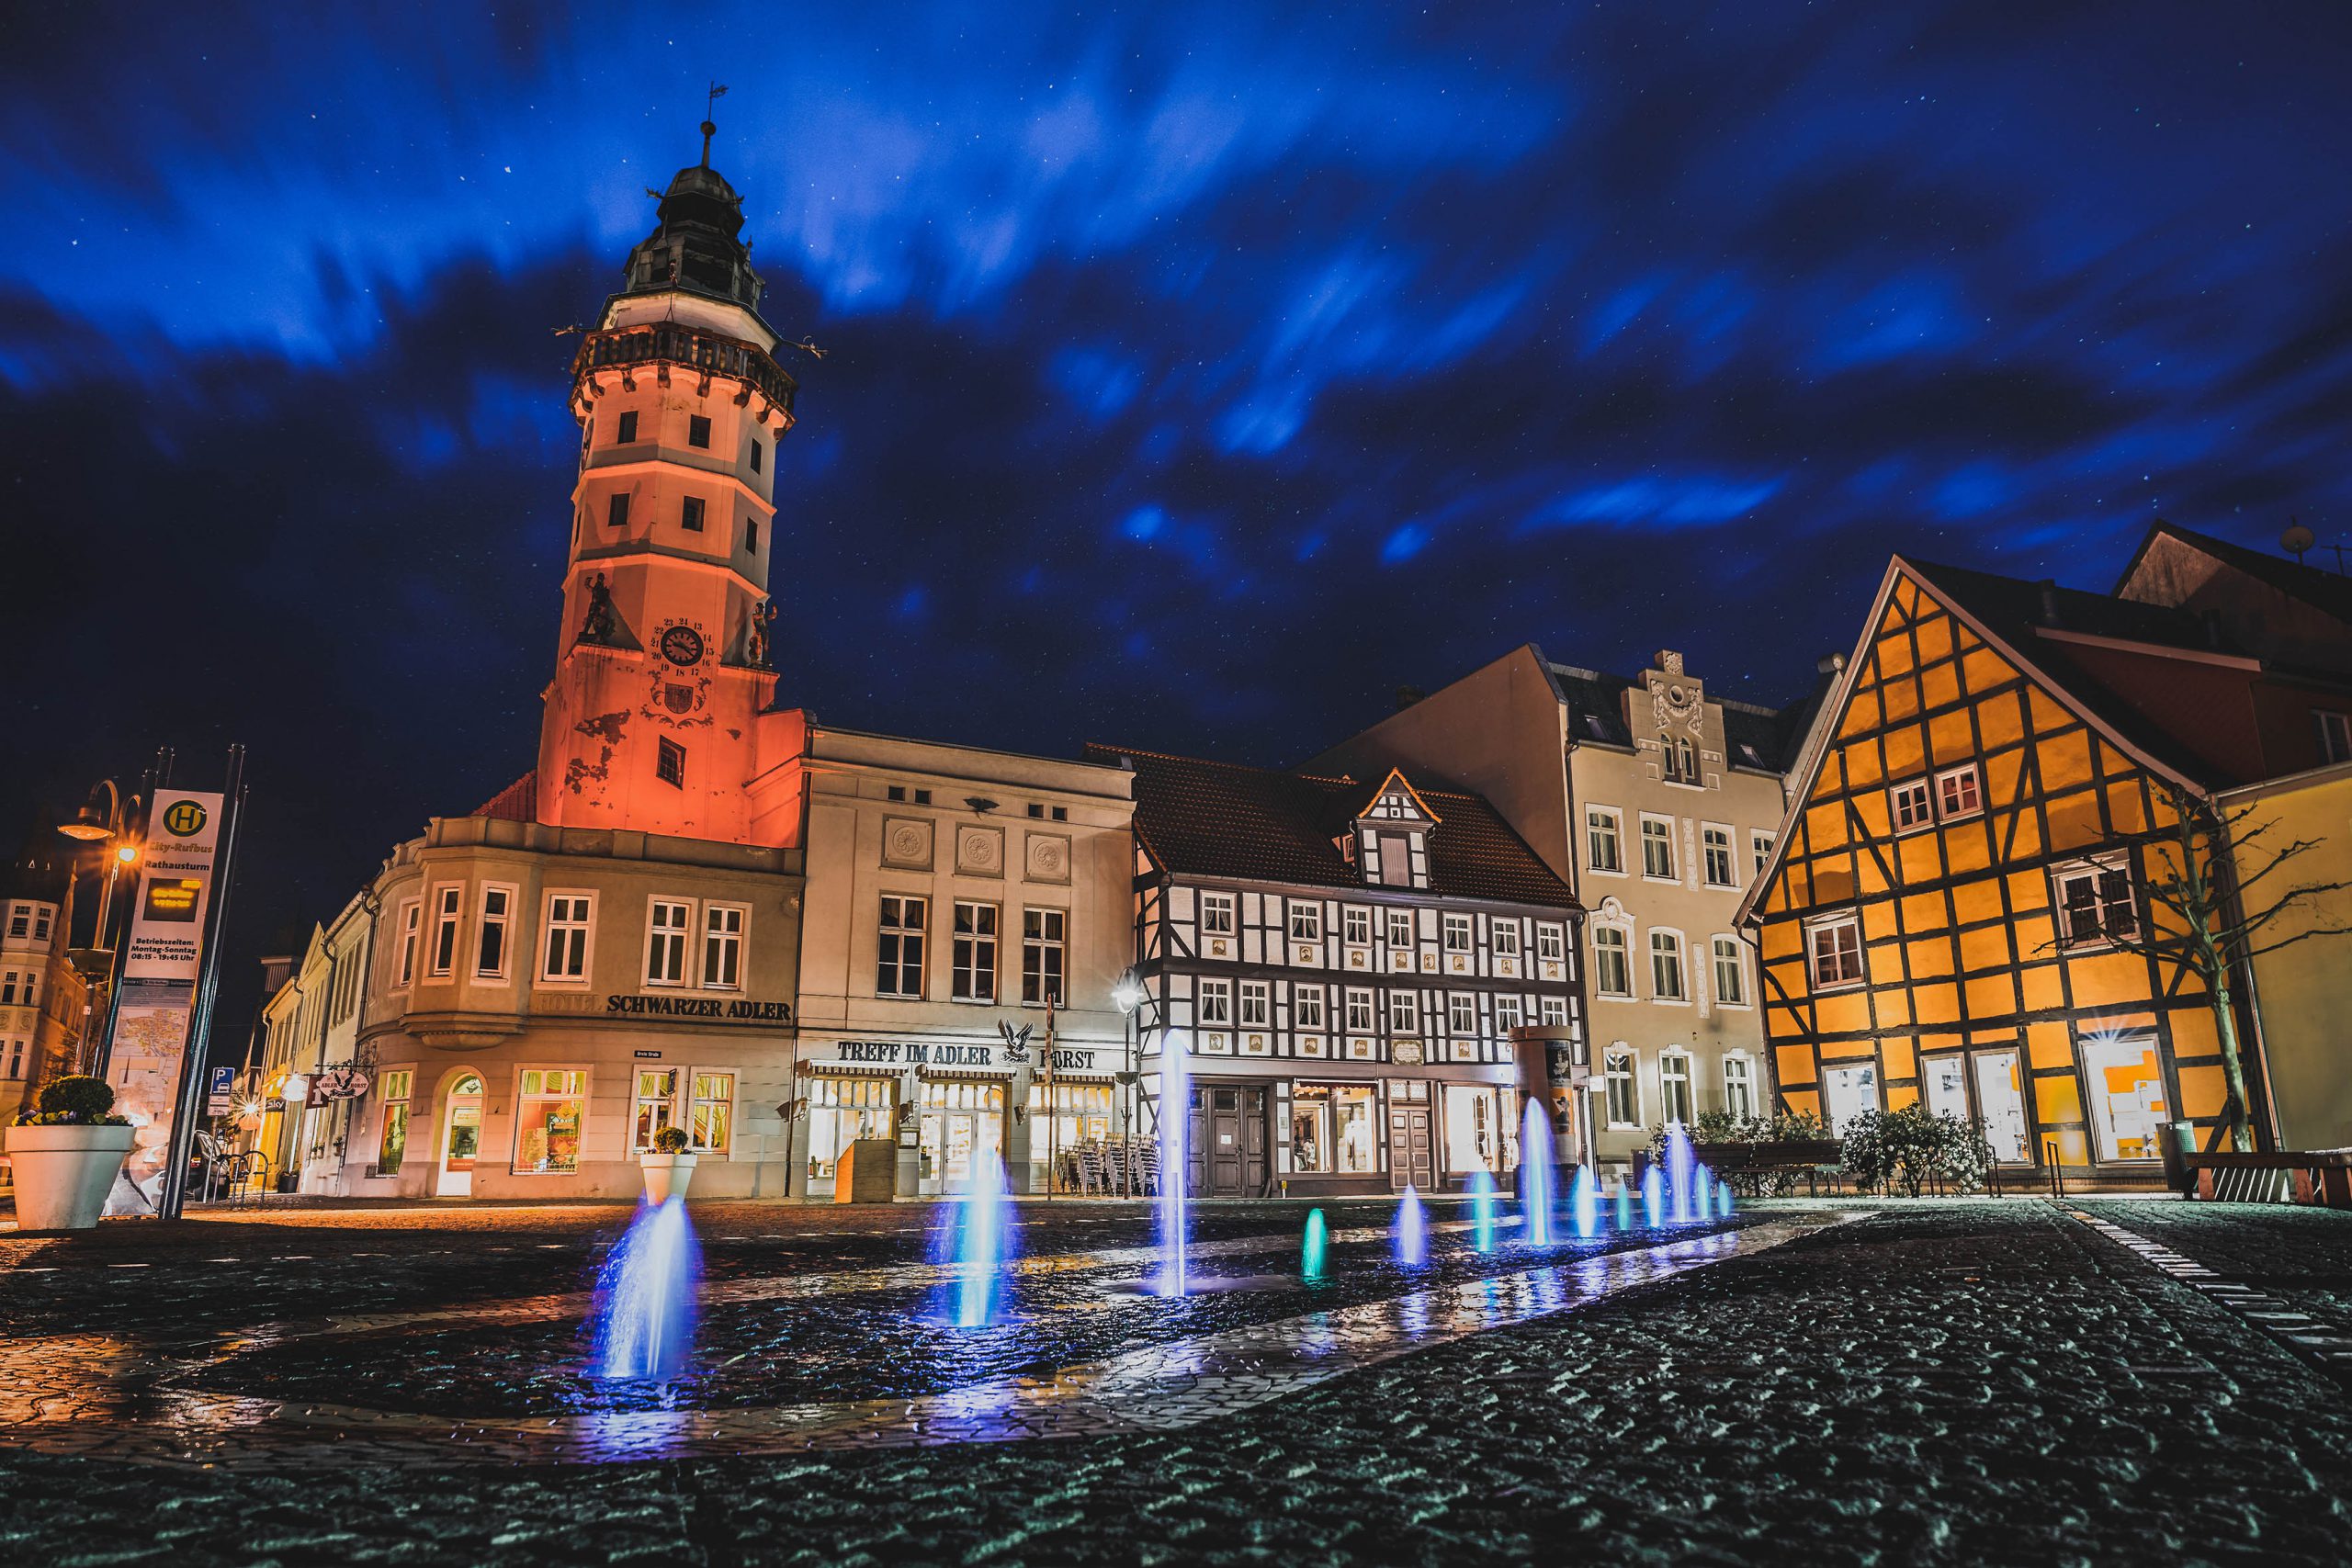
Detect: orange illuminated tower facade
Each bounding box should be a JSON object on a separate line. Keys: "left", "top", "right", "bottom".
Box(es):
{"left": 536, "top": 121, "right": 798, "bottom": 845}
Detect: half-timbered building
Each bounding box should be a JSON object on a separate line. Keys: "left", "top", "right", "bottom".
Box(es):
{"left": 1091, "top": 747, "right": 1583, "bottom": 1197}
{"left": 1741, "top": 536, "right": 2352, "bottom": 1179}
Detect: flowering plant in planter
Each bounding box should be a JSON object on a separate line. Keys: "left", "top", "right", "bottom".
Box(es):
{"left": 651, "top": 1125, "right": 692, "bottom": 1154}
{"left": 14, "top": 1075, "right": 132, "bottom": 1127}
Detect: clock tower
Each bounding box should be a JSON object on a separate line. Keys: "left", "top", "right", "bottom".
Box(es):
{"left": 536, "top": 118, "right": 797, "bottom": 845}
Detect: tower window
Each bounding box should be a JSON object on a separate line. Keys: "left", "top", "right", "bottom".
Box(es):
{"left": 657, "top": 738, "right": 685, "bottom": 788}
{"left": 688, "top": 415, "right": 711, "bottom": 449}
{"left": 746, "top": 519, "right": 759, "bottom": 554}
{"left": 750, "top": 440, "right": 763, "bottom": 473}
{"left": 616, "top": 412, "right": 639, "bottom": 445}
{"left": 682, "top": 496, "right": 706, "bottom": 532}
{"left": 607, "top": 492, "right": 630, "bottom": 529}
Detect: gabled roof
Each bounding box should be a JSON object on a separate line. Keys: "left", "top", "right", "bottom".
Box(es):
{"left": 471, "top": 773, "right": 537, "bottom": 822}
{"left": 2118, "top": 518, "right": 2352, "bottom": 627}
{"left": 1084, "top": 745, "right": 1578, "bottom": 909}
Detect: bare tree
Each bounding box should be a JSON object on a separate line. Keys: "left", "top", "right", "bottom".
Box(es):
{"left": 2091, "top": 782, "right": 2352, "bottom": 1151}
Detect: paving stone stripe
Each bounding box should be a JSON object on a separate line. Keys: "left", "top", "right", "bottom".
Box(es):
{"left": 2064, "top": 1204, "right": 2352, "bottom": 1378}
{"left": 0, "top": 1213, "right": 1847, "bottom": 1471}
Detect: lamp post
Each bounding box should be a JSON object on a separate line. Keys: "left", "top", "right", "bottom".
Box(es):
{"left": 56, "top": 780, "right": 142, "bottom": 1080}
{"left": 1113, "top": 966, "right": 1145, "bottom": 1200}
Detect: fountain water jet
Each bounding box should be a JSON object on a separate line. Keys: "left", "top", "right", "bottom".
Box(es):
{"left": 1302, "top": 1207, "right": 1329, "bottom": 1280}
{"left": 1395, "top": 1185, "right": 1429, "bottom": 1269}
{"left": 1642, "top": 1165, "right": 1665, "bottom": 1228}
{"left": 1155, "top": 1030, "right": 1192, "bottom": 1295}
{"left": 1664, "top": 1121, "right": 1696, "bottom": 1223}
{"left": 1719, "top": 1178, "right": 1736, "bottom": 1214}
{"left": 1694, "top": 1161, "right": 1714, "bottom": 1221}
{"left": 1519, "top": 1098, "right": 1557, "bottom": 1247}
{"left": 939, "top": 1146, "right": 1016, "bottom": 1327}
{"left": 1614, "top": 1179, "right": 1634, "bottom": 1232}
{"left": 1570, "top": 1165, "right": 1600, "bottom": 1240}
{"left": 1466, "top": 1169, "right": 1498, "bottom": 1253}
{"left": 591, "top": 1197, "right": 701, "bottom": 1381}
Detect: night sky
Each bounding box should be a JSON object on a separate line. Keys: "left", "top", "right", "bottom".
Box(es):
{"left": 6, "top": 3, "right": 2352, "bottom": 1047}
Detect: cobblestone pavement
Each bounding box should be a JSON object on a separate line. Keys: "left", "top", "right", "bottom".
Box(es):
{"left": 4, "top": 1199, "right": 2351, "bottom": 1564}
{"left": 2077, "top": 1197, "right": 2352, "bottom": 1344}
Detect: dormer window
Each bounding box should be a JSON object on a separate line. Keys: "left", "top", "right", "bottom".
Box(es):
{"left": 1376, "top": 831, "right": 1413, "bottom": 887}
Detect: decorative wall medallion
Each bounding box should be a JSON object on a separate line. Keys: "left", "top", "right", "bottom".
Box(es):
{"left": 1024, "top": 832, "right": 1070, "bottom": 884}
{"left": 881, "top": 817, "right": 933, "bottom": 869}
{"left": 956, "top": 824, "right": 1003, "bottom": 876}
{"left": 1393, "top": 1039, "right": 1425, "bottom": 1066}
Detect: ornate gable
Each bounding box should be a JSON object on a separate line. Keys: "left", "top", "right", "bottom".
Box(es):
{"left": 1351, "top": 768, "right": 1441, "bottom": 888}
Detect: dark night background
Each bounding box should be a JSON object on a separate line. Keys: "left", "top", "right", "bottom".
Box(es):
{"left": 5, "top": 3, "right": 2351, "bottom": 1057}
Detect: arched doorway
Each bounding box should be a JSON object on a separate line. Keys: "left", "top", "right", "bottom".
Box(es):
{"left": 436, "top": 1074, "right": 485, "bottom": 1197}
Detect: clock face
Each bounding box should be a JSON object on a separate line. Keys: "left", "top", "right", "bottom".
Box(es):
{"left": 659, "top": 626, "right": 706, "bottom": 668}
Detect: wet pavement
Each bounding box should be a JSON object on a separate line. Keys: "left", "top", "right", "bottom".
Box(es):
{"left": 4, "top": 1197, "right": 2352, "bottom": 1564}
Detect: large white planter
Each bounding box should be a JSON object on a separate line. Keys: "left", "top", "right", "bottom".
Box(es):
{"left": 6, "top": 1123, "right": 137, "bottom": 1232}
{"left": 639, "top": 1151, "right": 699, "bottom": 1204}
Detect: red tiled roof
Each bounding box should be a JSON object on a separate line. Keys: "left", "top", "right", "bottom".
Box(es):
{"left": 1085, "top": 744, "right": 1577, "bottom": 909}
{"left": 471, "top": 773, "right": 537, "bottom": 822}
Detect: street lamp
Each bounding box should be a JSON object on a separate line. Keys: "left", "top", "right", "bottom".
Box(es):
{"left": 1114, "top": 966, "right": 1146, "bottom": 1200}
{"left": 57, "top": 779, "right": 142, "bottom": 1079}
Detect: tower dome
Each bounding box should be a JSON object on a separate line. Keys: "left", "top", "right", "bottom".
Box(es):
{"left": 619, "top": 120, "right": 766, "bottom": 316}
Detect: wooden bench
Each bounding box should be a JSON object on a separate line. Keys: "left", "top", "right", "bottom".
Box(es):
{"left": 2180, "top": 1149, "right": 2352, "bottom": 1208}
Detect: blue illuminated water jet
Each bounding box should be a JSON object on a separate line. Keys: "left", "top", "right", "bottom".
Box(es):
{"left": 1664, "top": 1121, "right": 1696, "bottom": 1223}
{"left": 939, "top": 1146, "right": 1016, "bottom": 1327}
{"left": 1642, "top": 1165, "right": 1665, "bottom": 1228}
{"left": 1466, "top": 1168, "right": 1498, "bottom": 1253}
{"left": 1156, "top": 1030, "right": 1191, "bottom": 1295}
{"left": 1519, "top": 1098, "right": 1557, "bottom": 1246}
{"left": 1570, "top": 1164, "right": 1600, "bottom": 1239}
{"left": 1302, "top": 1207, "right": 1329, "bottom": 1280}
{"left": 592, "top": 1197, "right": 700, "bottom": 1381}
{"left": 1694, "top": 1161, "right": 1714, "bottom": 1221}
{"left": 1615, "top": 1178, "right": 1634, "bottom": 1232}
{"left": 1395, "top": 1184, "right": 1428, "bottom": 1268}
{"left": 1719, "top": 1178, "right": 1736, "bottom": 1214}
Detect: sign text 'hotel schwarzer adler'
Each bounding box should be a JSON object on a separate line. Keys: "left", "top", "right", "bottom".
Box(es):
{"left": 604, "top": 994, "right": 795, "bottom": 1022}
{"left": 833, "top": 1039, "right": 1106, "bottom": 1073}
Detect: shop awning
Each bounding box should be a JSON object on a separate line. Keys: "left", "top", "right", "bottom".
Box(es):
{"left": 798, "top": 1062, "right": 902, "bottom": 1080}
{"left": 917, "top": 1066, "right": 1012, "bottom": 1083}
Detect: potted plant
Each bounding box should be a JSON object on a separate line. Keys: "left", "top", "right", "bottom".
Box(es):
{"left": 639, "top": 1124, "right": 697, "bottom": 1203}
{"left": 6, "top": 1076, "right": 138, "bottom": 1232}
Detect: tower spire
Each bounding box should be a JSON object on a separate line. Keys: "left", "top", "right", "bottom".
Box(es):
{"left": 701, "top": 81, "right": 728, "bottom": 167}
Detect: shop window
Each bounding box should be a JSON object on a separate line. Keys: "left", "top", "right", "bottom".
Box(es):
{"left": 428, "top": 885, "right": 462, "bottom": 977}
{"left": 1649, "top": 930, "right": 1687, "bottom": 1000}
{"left": 1712, "top": 936, "right": 1747, "bottom": 1006}
{"left": 542, "top": 894, "right": 592, "bottom": 982}
{"left": 1448, "top": 993, "right": 1477, "bottom": 1034}
{"left": 1702, "top": 826, "right": 1736, "bottom": 886}
{"left": 1442, "top": 913, "right": 1473, "bottom": 953}
{"left": 807, "top": 1076, "right": 894, "bottom": 1187}
{"left": 1022, "top": 908, "right": 1066, "bottom": 1006}
{"left": 1822, "top": 1061, "right": 1879, "bottom": 1135}
{"left": 375, "top": 1069, "right": 413, "bottom": 1175}
{"left": 1291, "top": 1085, "right": 1332, "bottom": 1173}
{"left": 1660, "top": 1051, "right": 1694, "bottom": 1125}
{"left": 1343, "top": 906, "right": 1373, "bottom": 945}
{"left": 1805, "top": 913, "right": 1864, "bottom": 989}
{"left": 690, "top": 1072, "right": 735, "bottom": 1153}
{"left": 951, "top": 901, "right": 999, "bottom": 1002}
{"left": 1334, "top": 1086, "right": 1378, "bottom": 1172}
{"left": 688, "top": 414, "right": 711, "bottom": 448}
{"left": 2082, "top": 1033, "right": 2167, "bottom": 1162}
{"left": 646, "top": 899, "right": 691, "bottom": 986}
{"left": 1723, "top": 1055, "right": 1756, "bottom": 1121}
{"left": 1604, "top": 1047, "right": 1639, "bottom": 1128}
{"left": 1295, "top": 987, "right": 1327, "bottom": 1031}
{"left": 1290, "top": 902, "right": 1322, "bottom": 942}
{"left": 1239, "top": 980, "right": 1271, "bottom": 1028}
{"left": 616, "top": 411, "right": 638, "bottom": 444}
{"left": 2053, "top": 859, "right": 2137, "bottom": 948}
{"left": 1197, "top": 977, "right": 1233, "bottom": 1027}
{"left": 1029, "top": 1082, "right": 1112, "bottom": 1190}
{"left": 1443, "top": 1085, "right": 1504, "bottom": 1174}
{"left": 1936, "top": 763, "right": 1983, "bottom": 820}
{"left": 1891, "top": 777, "right": 1934, "bottom": 833}
{"left": 475, "top": 885, "right": 514, "bottom": 979}
{"left": 703, "top": 903, "right": 744, "bottom": 989}
{"left": 1641, "top": 816, "right": 1676, "bottom": 879}
{"left": 1387, "top": 989, "right": 1418, "bottom": 1035}
{"left": 877, "top": 895, "right": 927, "bottom": 997}
{"left": 516, "top": 1069, "right": 586, "bottom": 1173}
{"left": 1592, "top": 927, "right": 1633, "bottom": 998}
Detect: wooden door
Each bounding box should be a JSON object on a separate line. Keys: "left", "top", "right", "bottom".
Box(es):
{"left": 1193, "top": 1085, "right": 1269, "bottom": 1197}
{"left": 1388, "top": 1102, "right": 1435, "bottom": 1190}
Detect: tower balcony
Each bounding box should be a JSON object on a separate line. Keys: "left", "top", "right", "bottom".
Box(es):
{"left": 571, "top": 321, "right": 797, "bottom": 422}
